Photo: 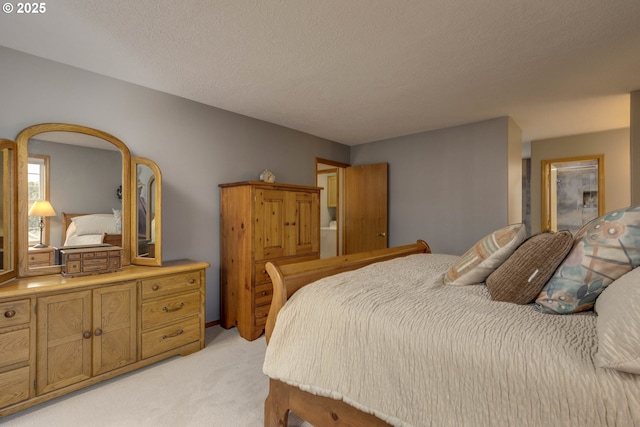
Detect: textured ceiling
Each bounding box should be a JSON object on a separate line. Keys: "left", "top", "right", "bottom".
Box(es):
{"left": 1, "top": 0, "right": 639, "bottom": 145}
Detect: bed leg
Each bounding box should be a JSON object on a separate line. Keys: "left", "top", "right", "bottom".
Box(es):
{"left": 265, "top": 379, "right": 290, "bottom": 427}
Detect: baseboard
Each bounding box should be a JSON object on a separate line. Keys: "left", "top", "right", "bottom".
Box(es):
{"left": 205, "top": 320, "right": 220, "bottom": 328}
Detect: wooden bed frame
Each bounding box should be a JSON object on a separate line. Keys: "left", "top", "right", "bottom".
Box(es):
{"left": 61, "top": 212, "right": 122, "bottom": 247}
{"left": 264, "top": 240, "right": 431, "bottom": 427}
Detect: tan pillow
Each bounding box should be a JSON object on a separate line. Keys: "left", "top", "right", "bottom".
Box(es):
{"left": 444, "top": 224, "right": 526, "bottom": 286}
{"left": 486, "top": 231, "right": 573, "bottom": 304}
{"left": 595, "top": 267, "right": 640, "bottom": 374}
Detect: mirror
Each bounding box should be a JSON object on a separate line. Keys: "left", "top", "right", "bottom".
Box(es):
{"left": 0, "top": 140, "right": 16, "bottom": 283}
{"left": 542, "top": 155, "right": 605, "bottom": 234}
{"left": 16, "top": 123, "right": 131, "bottom": 276}
{"left": 132, "top": 157, "right": 162, "bottom": 266}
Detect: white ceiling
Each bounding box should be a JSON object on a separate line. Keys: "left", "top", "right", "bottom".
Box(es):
{"left": 1, "top": 0, "right": 639, "bottom": 145}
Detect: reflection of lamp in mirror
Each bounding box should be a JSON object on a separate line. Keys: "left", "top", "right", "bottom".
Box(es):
{"left": 28, "top": 200, "right": 57, "bottom": 248}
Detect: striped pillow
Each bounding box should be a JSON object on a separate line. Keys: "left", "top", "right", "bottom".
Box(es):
{"left": 444, "top": 224, "right": 526, "bottom": 286}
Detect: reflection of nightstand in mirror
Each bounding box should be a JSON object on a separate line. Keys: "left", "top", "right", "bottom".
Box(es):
{"left": 28, "top": 246, "right": 56, "bottom": 268}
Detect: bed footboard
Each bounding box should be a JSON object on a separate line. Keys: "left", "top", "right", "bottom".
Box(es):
{"left": 265, "top": 379, "right": 392, "bottom": 427}
{"left": 264, "top": 240, "right": 430, "bottom": 343}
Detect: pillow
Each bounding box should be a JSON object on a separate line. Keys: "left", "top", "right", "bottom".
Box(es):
{"left": 71, "top": 214, "right": 117, "bottom": 236}
{"left": 112, "top": 208, "right": 122, "bottom": 233}
{"left": 536, "top": 206, "right": 640, "bottom": 314}
{"left": 64, "top": 234, "right": 105, "bottom": 246}
{"left": 595, "top": 267, "right": 640, "bottom": 374}
{"left": 486, "top": 231, "right": 573, "bottom": 304}
{"left": 444, "top": 224, "right": 526, "bottom": 286}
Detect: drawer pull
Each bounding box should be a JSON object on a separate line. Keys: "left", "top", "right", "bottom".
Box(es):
{"left": 4, "top": 309, "right": 16, "bottom": 318}
{"left": 188, "top": 279, "right": 195, "bottom": 284}
{"left": 152, "top": 284, "right": 160, "bottom": 291}
{"left": 162, "top": 303, "right": 184, "bottom": 313}
{"left": 83, "top": 331, "right": 92, "bottom": 339}
{"left": 162, "top": 329, "right": 184, "bottom": 340}
{"left": 94, "top": 328, "right": 103, "bottom": 336}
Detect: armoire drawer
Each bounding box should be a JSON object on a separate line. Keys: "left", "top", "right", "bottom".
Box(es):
{"left": 254, "top": 304, "right": 270, "bottom": 327}
{"left": 141, "top": 291, "right": 200, "bottom": 330}
{"left": 141, "top": 317, "right": 201, "bottom": 359}
{"left": 255, "top": 283, "right": 273, "bottom": 307}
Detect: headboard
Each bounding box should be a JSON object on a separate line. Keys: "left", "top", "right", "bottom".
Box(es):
{"left": 61, "top": 212, "right": 122, "bottom": 247}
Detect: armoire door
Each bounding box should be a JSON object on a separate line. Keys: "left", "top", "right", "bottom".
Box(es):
{"left": 344, "top": 163, "right": 388, "bottom": 254}
{"left": 287, "top": 190, "right": 319, "bottom": 256}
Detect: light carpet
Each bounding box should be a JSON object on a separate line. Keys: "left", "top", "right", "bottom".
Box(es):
{"left": 1, "top": 326, "right": 310, "bottom": 427}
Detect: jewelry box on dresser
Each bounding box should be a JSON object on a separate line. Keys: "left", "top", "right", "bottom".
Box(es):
{"left": 0, "top": 123, "right": 209, "bottom": 417}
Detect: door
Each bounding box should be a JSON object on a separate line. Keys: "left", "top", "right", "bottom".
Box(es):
{"left": 254, "top": 189, "right": 287, "bottom": 260}
{"left": 93, "top": 282, "right": 137, "bottom": 376}
{"left": 344, "top": 163, "right": 388, "bottom": 254}
{"left": 288, "top": 190, "right": 319, "bottom": 256}
{"left": 37, "top": 291, "right": 92, "bottom": 394}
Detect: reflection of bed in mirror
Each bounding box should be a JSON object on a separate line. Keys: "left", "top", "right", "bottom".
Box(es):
{"left": 62, "top": 212, "right": 122, "bottom": 247}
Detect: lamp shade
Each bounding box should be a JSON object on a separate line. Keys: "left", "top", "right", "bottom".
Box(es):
{"left": 28, "top": 200, "right": 57, "bottom": 217}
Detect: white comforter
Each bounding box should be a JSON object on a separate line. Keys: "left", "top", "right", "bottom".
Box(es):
{"left": 263, "top": 254, "right": 640, "bottom": 427}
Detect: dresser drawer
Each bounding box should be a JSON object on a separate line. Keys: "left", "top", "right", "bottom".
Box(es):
{"left": 141, "top": 291, "right": 200, "bottom": 330}
{"left": 141, "top": 271, "right": 201, "bottom": 300}
{"left": 0, "top": 366, "right": 30, "bottom": 409}
{"left": 141, "top": 317, "right": 201, "bottom": 359}
{"left": 0, "top": 328, "right": 30, "bottom": 369}
{"left": 0, "top": 300, "right": 31, "bottom": 328}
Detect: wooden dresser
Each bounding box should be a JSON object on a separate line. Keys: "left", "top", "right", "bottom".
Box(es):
{"left": 0, "top": 259, "right": 208, "bottom": 417}
{"left": 219, "top": 181, "right": 320, "bottom": 341}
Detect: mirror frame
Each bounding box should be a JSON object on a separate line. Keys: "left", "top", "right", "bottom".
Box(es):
{"left": 16, "top": 123, "right": 131, "bottom": 277}
{"left": 0, "top": 139, "right": 17, "bottom": 283}
{"left": 131, "top": 157, "right": 162, "bottom": 266}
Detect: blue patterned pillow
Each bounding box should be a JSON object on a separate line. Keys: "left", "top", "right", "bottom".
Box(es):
{"left": 536, "top": 206, "right": 640, "bottom": 314}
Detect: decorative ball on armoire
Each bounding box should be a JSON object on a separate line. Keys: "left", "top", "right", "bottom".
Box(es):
{"left": 260, "top": 169, "right": 276, "bottom": 183}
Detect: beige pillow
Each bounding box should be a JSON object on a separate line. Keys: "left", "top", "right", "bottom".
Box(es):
{"left": 444, "top": 224, "right": 526, "bottom": 286}
{"left": 595, "top": 267, "right": 640, "bottom": 374}
{"left": 486, "top": 231, "right": 573, "bottom": 304}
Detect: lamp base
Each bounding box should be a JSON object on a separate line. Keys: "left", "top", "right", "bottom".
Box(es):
{"left": 32, "top": 243, "right": 48, "bottom": 249}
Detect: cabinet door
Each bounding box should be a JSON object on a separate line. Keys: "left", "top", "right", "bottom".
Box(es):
{"left": 93, "top": 282, "right": 137, "bottom": 376}
{"left": 287, "top": 191, "right": 319, "bottom": 256}
{"left": 37, "top": 291, "right": 92, "bottom": 395}
{"left": 254, "top": 189, "right": 287, "bottom": 260}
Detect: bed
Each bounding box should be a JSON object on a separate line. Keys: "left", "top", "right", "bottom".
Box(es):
{"left": 62, "top": 212, "right": 122, "bottom": 247}
{"left": 263, "top": 225, "right": 640, "bottom": 426}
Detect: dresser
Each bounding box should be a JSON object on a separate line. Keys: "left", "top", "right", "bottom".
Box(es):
{"left": 0, "top": 260, "right": 208, "bottom": 417}
{"left": 219, "top": 181, "right": 320, "bottom": 341}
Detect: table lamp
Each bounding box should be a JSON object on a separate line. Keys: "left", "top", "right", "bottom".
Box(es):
{"left": 28, "top": 200, "right": 57, "bottom": 248}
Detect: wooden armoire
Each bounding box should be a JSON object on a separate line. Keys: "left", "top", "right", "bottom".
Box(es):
{"left": 219, "top": 181, "right": 320, "bottom": 341}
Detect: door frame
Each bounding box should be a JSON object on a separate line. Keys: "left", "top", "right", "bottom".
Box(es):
{"left": 541, "top": 154, "right": 605, "bottom": 232}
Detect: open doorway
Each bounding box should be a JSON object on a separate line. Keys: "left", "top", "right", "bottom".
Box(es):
{"left": 316, "top": 158, "right": 347, "bottom": 258}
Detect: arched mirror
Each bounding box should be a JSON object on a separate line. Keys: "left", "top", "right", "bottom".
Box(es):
{"left": 16, "top": 124, "right": 131, "bottom": 277}
{"left": 0, "top": 140, "right": 17, "bottom": 283}
{"left": 132, "top": 157, "right": 162, "bottom": 266}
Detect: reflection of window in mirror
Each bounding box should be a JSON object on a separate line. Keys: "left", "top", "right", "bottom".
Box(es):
{"left": 27, "top": 155, "right": 51, "bottom": 246}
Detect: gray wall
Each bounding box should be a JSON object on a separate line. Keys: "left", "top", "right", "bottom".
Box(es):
{"left": 350, "top": 117, "right": 515, "bottom": 255}
{"left": 0, "top": 46, "right": 350, "bottom": 322}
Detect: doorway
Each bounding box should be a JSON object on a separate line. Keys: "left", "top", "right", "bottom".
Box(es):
{"left": 542, "top": 155, "right": 604, "bottom": 234}
{"left": 316, "top": 159, "right": 347, "bottom": 258}
{"left": 316, "top": 158, "right": 389, "bottom": 257}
